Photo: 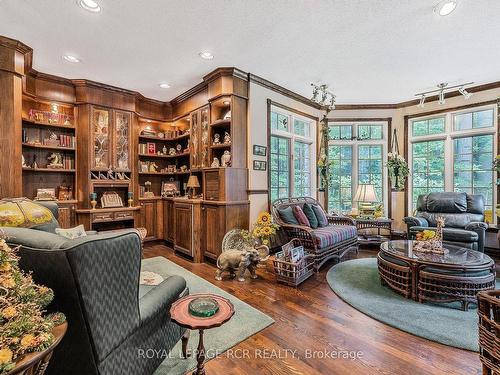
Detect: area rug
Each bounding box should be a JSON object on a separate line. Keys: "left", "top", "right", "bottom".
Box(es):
{"left": 326, "top": 257, "right": 498, "bottom": 352}
{"left": 140, "top": 257, "right": 274, "bottom": 375}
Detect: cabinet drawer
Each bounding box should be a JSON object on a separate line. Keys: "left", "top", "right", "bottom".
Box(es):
{"left": 114, "top": 211, "right": 134, "bottom": 220}
{"left": 92, "top": 212, "right": 113, "bottom": 222}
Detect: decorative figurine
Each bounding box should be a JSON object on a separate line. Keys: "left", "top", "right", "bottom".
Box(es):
{"left": 149, "top": 162, "right": 159, "bottom": 173}
{"left": 176, "top": 144, "right": 182, "bottom": 153}
{"left": 213, "top": 133, "right": 221, "bottom": 145}
{"left": 144, "top": 181, "right": 154, "bottom": 198}
{"left": 211, "top": 157, "right": 220, "bottom": 168}
{"left": 413, "top": 217, "right": 447, "bottom": 254}
{"left": 32, "top": 155, "right": 38, "bottom": 169}
{"left": 215, "top": 249, "right": 262, "bottom": 282}
{"left": 169, "top": 147, "right": 176, "bottom": 156}
{"left": 47, "top": 153, "right": 63, "bottom": 168}
{"left": 162, "top": 145, "right": 167, "bottom": 155}
{"left": 223, "top": 131, "right": 231, "bottom": 144}
{"left": 128, "top": 192, "right": 134, "bottom": 207}
{"left": 221, "top": 150, "right": 231, "bottom": 167}
{"left": 180, "top": 165, "right": 188, "bottom": 172}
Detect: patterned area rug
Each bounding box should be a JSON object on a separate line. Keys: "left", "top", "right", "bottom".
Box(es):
{"left": 141, "top": 257, "right": 274, "bottom": 374}
{"left": 326, "top": 257, "right": 497, "bottom": 352}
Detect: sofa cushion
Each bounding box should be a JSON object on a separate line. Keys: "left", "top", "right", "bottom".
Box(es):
{"left": 312, "top": 204, "right": 328, "bottom": 227}
{"left": 311, "top": 225, "right": 357, "bottom": 250}
{"left": 292, "top": 206, "right": 310, "bottom": 227}
{"left": 278, "top": 206, "right": 299, "bottom": 225}
{"left": 409, "top": 226, "right": 478, "bottom": 243}
{"left": 302, "top": 203, "right": 318, "bottom": 228}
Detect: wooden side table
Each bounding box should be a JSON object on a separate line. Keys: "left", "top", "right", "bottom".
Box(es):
{"left": 170, "top": 294, "right": 234, "bottom": 375}
{"left": 354, "top": 218, "right": 393, "bottom": 245}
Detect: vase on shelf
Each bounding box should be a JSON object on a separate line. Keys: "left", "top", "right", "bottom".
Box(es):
{"left": 90, "top": 193, "right": 97, "bottom": 210}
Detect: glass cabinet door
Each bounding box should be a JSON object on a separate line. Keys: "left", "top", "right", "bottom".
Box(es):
{"left": 190, "top": 111, "right": 199, "bottom": 169}
{"left": 113, "top": 110, "right": 131, "bottom": 171}
{"left": 200, "top": 106, "right": 210, "bottom": 168}
{"left": 91, "top": 107, "right": 111, "bottom": 170}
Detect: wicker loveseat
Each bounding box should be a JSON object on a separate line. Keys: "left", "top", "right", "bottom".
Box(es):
{"left": 271, "top": 197, "right": 358, "bottom": 270}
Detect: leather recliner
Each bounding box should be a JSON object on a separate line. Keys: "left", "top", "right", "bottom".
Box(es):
{"left": 404, "top": 192, "right": 488, "bottom": 252}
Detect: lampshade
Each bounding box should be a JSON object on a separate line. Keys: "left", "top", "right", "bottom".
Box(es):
{"left": 353, "top": 184, "right": 378, "bottom": 203}
{"left": 0, "top": 198, "right": 54, "bottom": 228}
{"left": 186, "top": 175, "right": 200, "bottom": 188}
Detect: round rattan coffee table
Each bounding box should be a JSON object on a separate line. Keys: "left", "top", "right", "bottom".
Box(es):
{"left": 378, "top": 240, "right": 495, "bottom": 310}
{"left": 170, "top": 294, "right": 234, "bottom": 375}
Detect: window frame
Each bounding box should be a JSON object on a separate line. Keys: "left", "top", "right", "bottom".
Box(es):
{"left": 327, "top": 120, "right": 389, "bottom": 216}
{"left": 407, "top": 104, "right": 498, "bottom": 218}
{"left": 268, "top": 105, "right": 316, "bottom": 201}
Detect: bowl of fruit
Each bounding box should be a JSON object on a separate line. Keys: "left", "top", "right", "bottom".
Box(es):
{"left": 415, "top": 229, "right": 436, "bottom": 241}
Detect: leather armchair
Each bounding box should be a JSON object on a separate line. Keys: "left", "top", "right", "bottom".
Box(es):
{"left": 1, "top": 226, "right": 188, "bottom": 375}
{"left": 404, "top": 192, "right": 488, "bottom": 252}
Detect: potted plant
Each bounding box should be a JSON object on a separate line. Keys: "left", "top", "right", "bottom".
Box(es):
{"left": 387, "top": 152, "right": 410, "bottom": 191}
{"left": 0, "top": 234, "right": 66, "bottom": 373}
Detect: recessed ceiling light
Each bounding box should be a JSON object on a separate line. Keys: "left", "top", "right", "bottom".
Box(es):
{"left": 63, "top": 55, "right": 80, "bottom": 63}
{"left": 434, "top": 0, "right": 457, "bottom": 16}
{"left": 199, "top": 51, "right": 214, "bottom": 60}
{"left": 78, "top": 0, "right": 101, "bottom": 12}
{"left": 159, "top": 83, "right": 171, "bottom": 89}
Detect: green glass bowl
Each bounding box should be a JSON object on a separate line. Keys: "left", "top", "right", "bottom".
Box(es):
{"left": 188, "top": 297, "right": 219, "bottom": 318}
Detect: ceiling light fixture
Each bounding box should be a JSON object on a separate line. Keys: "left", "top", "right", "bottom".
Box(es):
{"left": 159, "top": 83, "right": 171, "bottom": 89}
{"left": 418, "top": 95, "right": 426, "bottom": 108}
{"left": 199, "top": 51, "right": 214, "bottom": 60}
{"left": 62, "top": 55, "right": 80, "bottom": 63}
{"left": 78, "top": 0, "right": 101, "bottom": 13}
{"left": 458, "top": 87, "right": 472, "bottom": 100}
{"left": 310, "top": 83, "right": 336, "bottom": 113}
{"left": 414, "top": 81, "right": 473, "bottom": 107}
{"left": 434, "top": 0, "right": 457, "bottom": 16}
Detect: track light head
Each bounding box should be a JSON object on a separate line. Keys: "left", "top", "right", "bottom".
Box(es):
{"left": 459, "top": 87, "right": 472, "bottom": 100}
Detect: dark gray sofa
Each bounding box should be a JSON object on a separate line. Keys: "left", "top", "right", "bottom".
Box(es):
{"left": 1, "top": 201, "right": 188, "bottom": 375}
{"left": 404, "top": 192, "right": 488, "bottom": 252}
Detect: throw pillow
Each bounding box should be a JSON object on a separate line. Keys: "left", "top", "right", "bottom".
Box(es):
{"left": 278, "top": 207, "right": 299, "bottom": 225}
{"left": 312, "top": 204, "right": 329, "bottom": 227}
{"left": 292, "top": 206, "right": 310, "bottom": 227}
{"left": 55, "top": 225, "right": 87, "bottom": 240}
{"left": 302, "top": 203, "right": 318, "bottom": 229}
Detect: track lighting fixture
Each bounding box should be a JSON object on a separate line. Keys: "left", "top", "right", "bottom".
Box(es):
{"left": 414, "top": 81, "right": 473, "bottom": 108}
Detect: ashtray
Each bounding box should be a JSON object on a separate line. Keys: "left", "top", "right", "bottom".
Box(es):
{"left": 188, "top": 297, "right": 219, "bottom": 318}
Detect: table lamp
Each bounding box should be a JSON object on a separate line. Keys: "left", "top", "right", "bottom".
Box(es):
{"left": 353, "top": 184, "right": 378, "bottom": 218}
{"left": 186, "top": 175, "right": 200, "bottom": 198}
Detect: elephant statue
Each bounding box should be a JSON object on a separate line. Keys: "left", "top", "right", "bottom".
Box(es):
{"left": 215, "top": 249, "right": 261, "bottom": 282}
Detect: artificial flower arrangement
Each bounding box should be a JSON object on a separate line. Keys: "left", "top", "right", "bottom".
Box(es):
{"left": 317, "top": 153, "right": 334, "bottom": 191}
{"left": 243, "top": 212, "right": 280, "bottom": 246}
{"left": 493, "top": 155, "right": 500, "bottom": 172}
{"left": 386, "top": 152, "right": 410, "bottom": 191}
{"left": 0, "top": 234, "right": 65, "bottom": 373}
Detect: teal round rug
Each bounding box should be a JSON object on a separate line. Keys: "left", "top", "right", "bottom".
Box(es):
{"left": 326, "top": 258, "right": 497, "bottom": 352}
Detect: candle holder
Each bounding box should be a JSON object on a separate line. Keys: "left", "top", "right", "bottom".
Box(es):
{"left": 127, "top": 192, "right": 134, "bottom": 207}
{"left": 90, "top": 193, "right": 97, "bottom": 210}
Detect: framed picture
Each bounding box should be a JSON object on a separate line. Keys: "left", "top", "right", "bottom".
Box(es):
{"left": 253, "top": 145, "right": 267, "bottom": 156}
{"left": 147, "top": 142, "right": 156, "bottom": 155}
{"left": 101, "top": 192, "right": 123, "bottom": 208}
{"left": 35, "top": 188, "right": 56, "bottom": 201}
{"left": 161, "top": 180, "right": 180, "bottom": 197}
{"left": 253, "top": 160, "right": 267, "bottom": 171}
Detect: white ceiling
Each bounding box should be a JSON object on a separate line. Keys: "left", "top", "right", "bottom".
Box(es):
{"left": 1, "top": 0, "right": 499, "bottom": 104}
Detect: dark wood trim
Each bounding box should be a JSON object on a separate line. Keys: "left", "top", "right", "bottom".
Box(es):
{"left": 203, "top": 67, "right": 248, "bottom": 83}
{"left": 269, "top": 100, "right": 320, "bottom": 121}
{"left": 387, "top": 118, "right": 392, "bottom": 219}
{"left": 247, "top": 189, "right": 269, "bottom": 194}
{"left": 169, "top": 81, "right": 208, "bottom": 107}
{"left": 208, "top": 92, "right": 248, "bottom": 102}
{"left": 404, "top": 115, "right": 409, "bottom": 218}
{"left": 328, "top": 117, "right": 392, "bottom": 123}
{"left": 266, "top": 99, "right": 272, "bottom": 211}
{"left": 249, "top": 74, "right": 323, "bottom": 110}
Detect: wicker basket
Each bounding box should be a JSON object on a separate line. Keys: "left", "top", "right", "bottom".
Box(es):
{"left": 272, "top": 239, "right": 315, "bottom": 286}
{"left": 478, "top": 290, "right": 500, "bottom": 374}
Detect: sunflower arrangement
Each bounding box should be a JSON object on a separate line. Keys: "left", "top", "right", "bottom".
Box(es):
{"left": 249, "top": 212, "right": 280, "bottom": 246}
{"left": 0, "top": 234, "right": 65, "bottom": 373}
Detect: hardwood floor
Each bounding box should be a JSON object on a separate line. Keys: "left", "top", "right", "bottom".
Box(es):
{"left": 143, "top": 243, "right": 482, "bottom": 375}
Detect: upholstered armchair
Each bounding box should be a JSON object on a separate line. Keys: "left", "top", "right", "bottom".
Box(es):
{"left": 404, "top": 192, "right": 488, "bottom": 252}
{"left": 271, "top": 197, "right": 358, "bottom": 270}
{"left": 1, "top": 206, "right": 188, "bottom": 375}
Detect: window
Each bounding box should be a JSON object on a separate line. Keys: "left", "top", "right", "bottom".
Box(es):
{"left": 408, "top": 106, "right": 496, "bottom": 216}
{"left": 327, "top": 121, "right": 388, "bottom": 215}
{"left": 269, "top": 106, "right": 315, "bottom": 201}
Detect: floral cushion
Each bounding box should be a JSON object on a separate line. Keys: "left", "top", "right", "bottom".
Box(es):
{"left": 311, "top": 225, "right": 357, "bottom": 250}
{"left": 292, "top": 206, "right": 310, "bottom": 227}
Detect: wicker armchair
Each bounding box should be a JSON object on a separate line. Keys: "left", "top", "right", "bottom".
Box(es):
{"left": 271, "top": 197, "right": 358, "bottom": 270}
{"left": 478, "top": 290, "right": 500, "bottom": 374}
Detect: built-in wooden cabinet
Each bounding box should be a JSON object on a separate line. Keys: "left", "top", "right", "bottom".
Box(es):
{"left": 57, "top": 201, "right": 77, "bottom": 229}
{"left": 163, "top": 198, "right": 174, "bottom": 242}
{"left": 140, "top": 199, "right": 157, "bottom": 241}
{"left": 190, "top": 105, "right": 210, "bottom": 169}
{"left": 203, "top": 168, "right": 248, "bottom": 201}
{"left": 174, "top": 201, "right": 194, "bottom": 257}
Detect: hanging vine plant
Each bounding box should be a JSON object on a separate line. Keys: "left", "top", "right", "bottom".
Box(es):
{"left": 387, "top": 129, "right": 410, "bottom": 192}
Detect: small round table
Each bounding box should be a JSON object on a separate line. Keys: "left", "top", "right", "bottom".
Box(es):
{"left": 170, "top": 294, "right": 234, "bottom": 375}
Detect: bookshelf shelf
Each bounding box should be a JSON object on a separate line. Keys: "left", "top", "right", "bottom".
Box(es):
{"left": 23, "top": 168, "right": 76, "bottom": 173}
{"left": 139, "top": 133, "right": 190, "bottom": 141}
{"left": 22, "top": 118, "right": 76, "bottom": 130}
{"left": 22, "top": 143, "right": 75, "bottom": 151}
{"left": 138, "top": 152, "right": 190, "bottom": 159}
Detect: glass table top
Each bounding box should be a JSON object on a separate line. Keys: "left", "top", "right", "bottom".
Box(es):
{"left": 380, "top": 240, "right": 492, "bottom": 266}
